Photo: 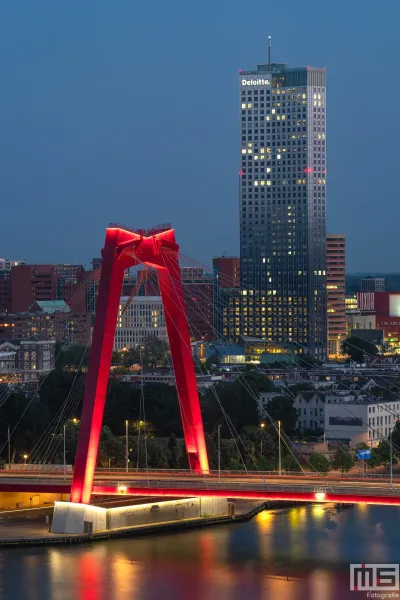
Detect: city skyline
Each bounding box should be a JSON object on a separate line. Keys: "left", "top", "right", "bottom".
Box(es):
{"left": 1, "top": 2, "right": 399, "bottom": 271}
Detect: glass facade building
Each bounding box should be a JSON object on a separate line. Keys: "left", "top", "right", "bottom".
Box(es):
{"left": 239, "top": 62, "right": 327, "bottom": 357}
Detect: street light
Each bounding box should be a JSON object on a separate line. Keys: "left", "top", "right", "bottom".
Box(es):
{"left": 217, "top": 425, "right": 222, "bottom": 484}
{"left": 278, "top": 421, "right": 282, "bottom": 476}
{"left": 260, "top": 423, "right": 265, "bottom": 455}
{"left": 23, "top": 454, "right": 28, "bottom": 464}
{"left": 390, "top": 428, "right": 393, "bottom": 489}
{"left": 125, "top": 420, "right": 129, "bottom": 473}
{"left": 63, "top": 424, "right": 66, "bottom": 480}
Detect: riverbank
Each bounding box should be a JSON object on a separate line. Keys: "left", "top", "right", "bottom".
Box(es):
{"left": 0, "top": 499, "right": 305, "bottom": 548}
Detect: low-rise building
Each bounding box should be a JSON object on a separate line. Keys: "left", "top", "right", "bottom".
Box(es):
{"left": 0, "top": 337, "right": 56, "bottom": 382}
{"left": 324, "top": 397, "right": 400, "bottom": 447}
{"left": 0, "top": 301, "right": 91, "bottom": 346}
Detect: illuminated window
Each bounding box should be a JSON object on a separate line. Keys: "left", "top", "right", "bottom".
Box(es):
{"left": 277, "top": 154, "right": 281, "bottom": 159}
{"left": 241, "top": 149, "right": 247, "bottom": 154}
{"left": 241, "top": 103, "right": 246, "bottom": 109}
{"left": 272, "top": 109, "right": 276, "bottom": 114}
{"left": 248, "top": 103, "right": 252, "bottom": 108}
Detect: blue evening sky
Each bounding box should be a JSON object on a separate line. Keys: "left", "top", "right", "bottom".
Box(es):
{"left": 0, "top": 1, "right": 397, "bottom": 271}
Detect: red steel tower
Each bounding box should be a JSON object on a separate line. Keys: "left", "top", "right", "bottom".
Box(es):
{"left": 71, "top": 225, "right": 209, "bottom": 504}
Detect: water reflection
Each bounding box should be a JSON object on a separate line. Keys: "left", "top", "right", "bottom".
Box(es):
{"left": 2, "top": 504, "right": 400, "bottom": 600}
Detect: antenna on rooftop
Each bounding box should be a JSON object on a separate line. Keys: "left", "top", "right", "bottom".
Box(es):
{"left": 268, "top": 36, "right": 272, "bottom": 69}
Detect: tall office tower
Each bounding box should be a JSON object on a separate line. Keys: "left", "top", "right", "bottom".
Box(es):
{"left": 326, "top": 234, "right": 346, "bottom": 357}
{"left": 239, "top": 58, "right": 327, "bottom": 357}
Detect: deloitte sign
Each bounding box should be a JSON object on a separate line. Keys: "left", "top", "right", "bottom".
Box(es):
{"left": 241, "top": 78, "right": 271, "bottom": 86}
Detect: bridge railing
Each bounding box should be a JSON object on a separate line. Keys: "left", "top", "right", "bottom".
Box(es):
{"left": 0, "top": 466, "right": 395, "bottom": 481}
{"left": 93, "top": 478, "right": 399, "bottom": 497}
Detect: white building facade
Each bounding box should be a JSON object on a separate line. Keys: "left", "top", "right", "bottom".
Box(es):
{"left": 114, "top": 296, "right": 166, "bottom": 351}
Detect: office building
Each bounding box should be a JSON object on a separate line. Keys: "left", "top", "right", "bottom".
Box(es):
{"left": 239, "top": 60, "right": 327, "bottom": 357}
{"left": 181, "top": 268, "right": 214, "bottom": 341}
{"left": 361, "top": 276, "right": 386, "bottom": 293}
{"left": 11, "top": 264, "right": 84, "bottom": 312}
{"left": 114, "top": 296, "right": 166, "bottom": 351}
{"left": 326, "top": 234, "right": 346, "bottom": 357}
{"left": 212, "top": 257, "right": 240, "bottom": 288}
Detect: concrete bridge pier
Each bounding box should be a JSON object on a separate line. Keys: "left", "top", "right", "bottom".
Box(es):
{"left": 51, "top": 497, "right": 229, "bottom": 534}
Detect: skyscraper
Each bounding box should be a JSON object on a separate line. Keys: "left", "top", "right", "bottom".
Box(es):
{"left": 239, "top": 58, "right": 327, "bottom": 357}
{"left": 326, "top": 234, "right": 346, "bottom": 357}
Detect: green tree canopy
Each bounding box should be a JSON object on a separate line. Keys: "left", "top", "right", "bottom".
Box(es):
{"left": 342, "top": 336, "right": 378, "bottom": 363}
{"left": 264, "top": 396, "right": 299, "bottom": 435}
{"left": 331, "top": 446, "right": 355, "bottom": 473}
{"left": 308, "top": 452, "right": 330, "bottom": 474}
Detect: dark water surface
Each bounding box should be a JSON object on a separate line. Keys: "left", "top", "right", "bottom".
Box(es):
{"left": 1, "top": 503, "right": 400, "bottom": 600}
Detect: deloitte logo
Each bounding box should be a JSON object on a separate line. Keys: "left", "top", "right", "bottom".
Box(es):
{"left": 241, "top": 78, "right": 271, "bottom": 86}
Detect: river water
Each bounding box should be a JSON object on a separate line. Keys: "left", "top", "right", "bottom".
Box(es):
{"left": 1, "top": 503, "right": 400, "bottom": 600}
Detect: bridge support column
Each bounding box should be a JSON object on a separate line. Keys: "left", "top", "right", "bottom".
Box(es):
{"left": 71, "top": 229, "right": 126, "bottom": 504}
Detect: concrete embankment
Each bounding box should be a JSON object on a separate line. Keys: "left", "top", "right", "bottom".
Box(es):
{"left": 0, "top": 498, "right": 307, "bottom": 548}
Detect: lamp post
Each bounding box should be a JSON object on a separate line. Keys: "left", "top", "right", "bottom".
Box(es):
{"left": 260, "top": 422, "right": 265, "bottom": 455}
{"left": 218, "top": 425, "right": 222, "bottom": 484}
{"left": 63, "top": 424, "right": 66, "bottom": 480}
{"left": 125, "top": 420, "right": 129, "bottom": 473}
{"left": 278, "top": 420, "right": 282, "bottom": 476}
{"left": 7, "top": 425, "right": 10, "bottom": 466}
{"left": 390, "top": 428, "right": 393, "bottom": 489}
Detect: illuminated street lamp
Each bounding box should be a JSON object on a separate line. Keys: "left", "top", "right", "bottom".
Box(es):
{"left": 278, "top": 421, "right": 282, "bottom": 476}
{"left": 125, "top": 420, "right": 129, "bottom": 473}
{"left": 260, "top": 423, "right": 265, "bottom": 455}
{"left": 23, "top": 454, "right": 28, "bottom": 464}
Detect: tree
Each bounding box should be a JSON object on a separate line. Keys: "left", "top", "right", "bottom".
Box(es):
{"left": 342, "top": 336, "right": 378, "bottom": 363}
{"left": 391, "top": 421, "right": 400, "bottom": 448}
{"left": 121, "top": 347, "right": 140, "bottom": 367}
{"left": 241, "top": 425, "right": 276, "bottom": 458}
{"left": 167, "top": 433, "right": 181, "bottom": 468}
{"left": 142, "top": 335, "right": 168, "bottom": 370}
{"left": 283, "top": 454, "right": 302, "bottom": 472}
{"left": 356, "top": 442, "right": 370, "bottom": 450}
{"left": 97, "top": 426, "right": 125, "bottom": 468}
{"left": 205, "top": 354, "right": 219, "bottom": 371}
{"left": 331, "top": 446, "right": 355, "bottom": 473}
{"left": 297, "top": 354, "right": 322, "bottom": 369}
{"left": 111, "top": 350, "right": 123, "bottom": 364}
{"left": 309, "top": 453, "right": 330, "bottom": 474}
{"left": 56, "top": 345, "right": 90, "bottom": 371}
{"left": 131, "top": 420, "right": 154, "bottom": 438}
{"left": 265, "top": 396, "right": 299, "bottom": 435}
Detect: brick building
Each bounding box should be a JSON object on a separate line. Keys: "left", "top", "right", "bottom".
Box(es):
{"left": 11, "top": 264, "right": 84, "bottom": 312}
{"left": 212, "top": 257, "right": 240, "bottom": 288}
{"left": 0, "top": 301, "right": 91, "bottom": 346}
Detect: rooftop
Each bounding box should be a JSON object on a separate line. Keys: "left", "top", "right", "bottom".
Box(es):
{"left": 30, "top": 301, "right": 71, "bottom": 314}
